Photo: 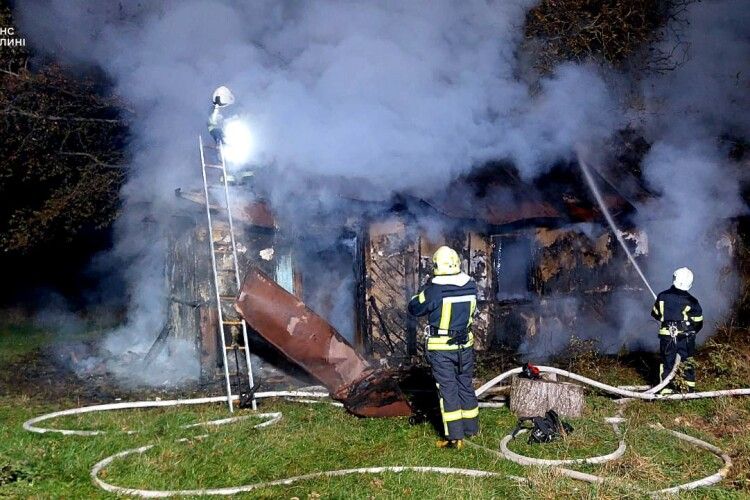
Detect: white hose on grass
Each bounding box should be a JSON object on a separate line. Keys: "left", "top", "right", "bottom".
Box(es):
{"left": 650, "top": 424, "right": 733, "bottom": 494}
{"left": 89, "top": 410, "right": 504, "bottom": 498}
{"left": 26, "top": 390, "right": 509, "bottom": 498}
{"left": 475, "top": 357, "right": 750, "bottom": 403}
{"left": 476, "top": 364, "right": 671, "bottom": 400}
{"left": 23, "top": 361, "right": 742, "bottom": 497}
{"left": 93, "top": 453, "right": 503, "bottom": 498}
{"left": 465, "top": 439, "right": 608, "bottom": 484}
{"left": 23, "top": 391, "right": 328, "bottom": 436}
{"left": 473, "top": 358, "right": 741, "bottom": 495}
{"left": 497, "top": 428, "right": 627, "bottom": 466}
{"left": 470, "top": 420, "right": 732, "bottom": 496}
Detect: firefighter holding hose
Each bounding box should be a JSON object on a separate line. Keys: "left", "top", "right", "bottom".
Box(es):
{"left": 408, "top": 246, "right": 479, "bottom": 449}
{"left": 651, "top": 267, "right": 704, "bottom": 394}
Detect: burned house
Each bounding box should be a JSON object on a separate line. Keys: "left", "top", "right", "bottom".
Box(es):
{"left": 163, "top": 160, "right": 650, "bottom": 384}
{"left": 358, "top": 162, "right": 650, "bottom": 363}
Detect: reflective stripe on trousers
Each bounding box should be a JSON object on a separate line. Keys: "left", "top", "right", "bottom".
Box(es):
{"left": 428, "top": 348, "right": 479, "bottom": 440}
{"left": 659, "top": 335, "right": 696, "bottom": 388}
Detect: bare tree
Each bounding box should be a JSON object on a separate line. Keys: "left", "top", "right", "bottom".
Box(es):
{"left": 0, "top": 4, "right": 128, "bottom": 254}
{"left": 524, "top": 0, "right": 696, "bottom": 74}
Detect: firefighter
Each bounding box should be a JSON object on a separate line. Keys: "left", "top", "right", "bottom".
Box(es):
{"left": 207, "top": 86, "right": 234, "bottom": 144}
{"left": 408, "top": 246, "right": 479, "bottom": 449}
{"left": 650, "top": 267, "right": 704, "bottom": 394}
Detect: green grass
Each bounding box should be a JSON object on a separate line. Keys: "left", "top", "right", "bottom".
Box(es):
{"left": 3, "top": 395, "right": 748, "bottom": 498}
{"left": 0, "top": 320, "right": 96, "bottom": 364}
{"left": 0, "top": 323, "right": 51, "bottom": 363}
{"left": 2, "top": 325, "right": 750, "bottom": 498}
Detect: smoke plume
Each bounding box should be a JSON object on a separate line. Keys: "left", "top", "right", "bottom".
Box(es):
{"left": 630, "top": 0, "right": 750, "bottom": 351}
{"left": 14, "top": 0, "right": 749, "bottom": 379}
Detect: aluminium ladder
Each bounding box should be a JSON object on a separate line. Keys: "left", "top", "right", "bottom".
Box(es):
{"left": 198, "top": 135, "right": 257, "bottom": 412}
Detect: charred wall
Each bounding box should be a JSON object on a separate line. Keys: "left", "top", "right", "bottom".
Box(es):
{"left": 361, "top": 216, "right": 648, "bottom": 360}
{"left": 363, "top": 218, "right": 418, "bottom": 364}
{"left": 163, "top": 214, "right": 214, "bottom": 379}
{"left": 173, "top": 193, "right": 651, "bottom": 378}
{"left": 166, "top": 200, "right": 307, "bottom": 384}
{"left": 363, "top": 219, "right": 493, "bottom": 364}
{"left": 490, "top": 224, "right": 649, "bottom": 356}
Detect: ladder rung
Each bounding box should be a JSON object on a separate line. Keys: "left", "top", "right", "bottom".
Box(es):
{"left": 200, "top": 134, "right": 256, "bottom": 413}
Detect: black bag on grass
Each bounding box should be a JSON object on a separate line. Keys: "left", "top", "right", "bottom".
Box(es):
{"left": 512, "top": 409, "right": 574, "bottom": 444}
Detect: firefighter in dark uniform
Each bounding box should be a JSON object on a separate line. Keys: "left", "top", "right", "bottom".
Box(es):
{"left": 650, "top": 267, "right": 704, "bottom": 394}
{"left": 408, "top": 246, "right": 479, "bottom": 449}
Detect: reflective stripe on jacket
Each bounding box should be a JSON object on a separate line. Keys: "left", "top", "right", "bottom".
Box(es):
{"left": 651, "top": 285, "right": 703, "bottom": 335}
{"left": 408, "top": 272, "right": 477, "bottom": 350}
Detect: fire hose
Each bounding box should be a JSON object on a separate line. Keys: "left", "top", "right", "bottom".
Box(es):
{"left": 23, "top": 391, "right": 511, "bottom": 497}
{"left": 469, "top": 355, "right": 741, "bottom": 495}
{"left": 22, "top": 357, "right": 747, "bottom": 497}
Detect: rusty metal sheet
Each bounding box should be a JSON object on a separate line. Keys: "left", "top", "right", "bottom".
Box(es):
{"left": 241, "top": 201, "right": 276, "bottom": 229}
{"left": 235, "top": 267, "right": 412, "bottom": 417}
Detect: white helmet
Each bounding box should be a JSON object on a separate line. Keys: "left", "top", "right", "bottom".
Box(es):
{"left": 212, "top": 86, "right": 235, "bottom": 107}
{"left": 673, "top": 267, "right": 693, "bottom": 291}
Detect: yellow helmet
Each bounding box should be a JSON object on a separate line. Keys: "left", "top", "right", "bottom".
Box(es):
{"left": 432, "top": 246, "right": 461, "bottom": 275}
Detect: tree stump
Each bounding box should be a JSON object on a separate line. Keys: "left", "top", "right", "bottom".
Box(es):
{"left": 510, "top": 376, "right": 585, "bottom": 418}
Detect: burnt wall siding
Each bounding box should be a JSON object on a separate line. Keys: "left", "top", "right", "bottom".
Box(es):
{"left": 364, "top": 219, "right": 418, "bottom": 364}
{"left": 488, "top": 225, "right": 648, "bottom": 355}
{"left": 533, "top": 228, "right": 622, "bottom": 294}
{"left": 364, "top": 222, "right": 493, "bottom": 362}
{"left": 360, "top": 222, "right": 646, "bottom": 356}
{"left": 164, "top": 214, "right": 214, "bottom": 380}
{"left": 166, "top": 206, "right": 287, "bottom": 382}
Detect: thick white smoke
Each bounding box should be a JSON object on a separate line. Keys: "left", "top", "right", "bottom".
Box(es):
{"left": 17, "top": 1, "right": 619, "bottom": 188}
{"left": 631, "top": 0, "right": 750, "bottom": 350}
{"left": 14, "top": 0, "right": 749, "bottom": 379}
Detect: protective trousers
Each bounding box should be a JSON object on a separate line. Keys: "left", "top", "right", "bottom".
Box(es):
{"left": 660, "top": 335, "right": 696, "bottom": 390}
{"left": 428, "top": 348, "right": 479, "bottom": 439}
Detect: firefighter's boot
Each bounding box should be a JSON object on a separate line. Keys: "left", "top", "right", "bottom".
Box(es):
{"left": 436, "top": 439, "right": 464, "bottom": 449}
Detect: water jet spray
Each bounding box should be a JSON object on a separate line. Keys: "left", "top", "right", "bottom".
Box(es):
{"left": 576, "top": 151, "right": 657, "bottom": 300}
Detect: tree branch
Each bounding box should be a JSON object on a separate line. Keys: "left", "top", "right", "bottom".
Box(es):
{"left": 0, "top": 105, "right": 126, "bottom": 124}
{"left": 59, "top": 151, "right": 127, "bottom": 170}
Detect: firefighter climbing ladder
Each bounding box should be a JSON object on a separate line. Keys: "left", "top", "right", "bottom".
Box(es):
{"left": 198, "top": 135, "right": 256, "bottom": 412}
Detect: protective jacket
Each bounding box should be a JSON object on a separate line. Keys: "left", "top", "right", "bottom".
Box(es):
{"left": 207, "top": 106, "right": 224, "bottom": 144}
{"left": 650, "top": 285, "right": 704, "bottom": 336}
{"left": 408, "top": 272, "right": 477, "bottom": 351}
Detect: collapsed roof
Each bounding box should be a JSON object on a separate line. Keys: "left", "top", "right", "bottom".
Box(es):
{"left": 176, "top": 158, "right": 648, "bottom": 231}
